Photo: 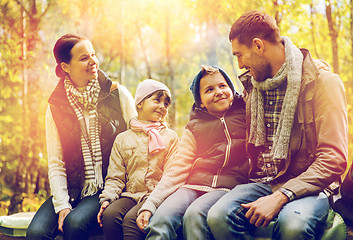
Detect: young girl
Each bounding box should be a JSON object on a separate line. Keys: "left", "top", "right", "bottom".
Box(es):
{"left": 136, "top": 66, "right": 249, "bottom": 239}
{"left": 97, "top": 79, "right": 179, "bottom": 240}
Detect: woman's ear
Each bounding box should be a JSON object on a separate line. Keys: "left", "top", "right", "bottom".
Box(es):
{"left": 61, "top": 62, "right": 70, "bottom": 74}
{"left": 200, "top": 103, "right": 205, "bottom": 108}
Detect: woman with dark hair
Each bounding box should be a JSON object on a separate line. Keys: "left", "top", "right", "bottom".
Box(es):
{"left": 26, "top": 34, "right": 136, "bottom": 240}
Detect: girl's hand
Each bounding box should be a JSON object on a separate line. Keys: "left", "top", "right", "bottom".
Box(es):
{"left": 136, "top": 210, "right": 152, "bottom": 232}
{"left": 58, "top": 208, "right": 71, "bottom": 232}
{"left": 97, "top": 201, "right": 110, "bottom": 227}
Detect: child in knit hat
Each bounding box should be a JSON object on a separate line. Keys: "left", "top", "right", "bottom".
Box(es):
{"left": 136, "top": 66, "right": 249, "bottom": 239}
{"left": 97, "top": 79, "right": 179, "bottom": 240}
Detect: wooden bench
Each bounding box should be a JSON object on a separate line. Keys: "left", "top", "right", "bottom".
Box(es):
{"left": 0, "top": 212, "right": 34, "bottom": 238}
{"left": 0, "top": 209, "right": 348, "bottom": 239}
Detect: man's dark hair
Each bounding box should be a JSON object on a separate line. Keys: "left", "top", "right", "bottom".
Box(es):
{"left": 229, "top": 10, "right": 281, "bottom": 47}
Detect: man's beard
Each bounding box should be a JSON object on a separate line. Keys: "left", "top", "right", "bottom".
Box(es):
{"left": 254, "top": 63, "right": 272, "bottom": 82}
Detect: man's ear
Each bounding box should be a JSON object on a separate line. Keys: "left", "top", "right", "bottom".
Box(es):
{"left": 252, "top": 38, "right": 265, "bottom": 54}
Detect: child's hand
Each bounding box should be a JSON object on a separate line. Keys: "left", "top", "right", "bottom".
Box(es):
{"left": 136, "top": 210, "right": 152, "bottom": 232}
{"left": 97, "top": 201, "right": 110, "bottom": 227}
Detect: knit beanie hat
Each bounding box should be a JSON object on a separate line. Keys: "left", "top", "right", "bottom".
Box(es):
{"left": 190, "top": 66, "right": 235, "bottom": 107}
{"left": 135, "top": 79, "right": 171, "bottom": 107}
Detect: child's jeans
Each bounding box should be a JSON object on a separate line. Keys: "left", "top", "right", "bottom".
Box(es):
{"left": 145, "top": 187, "right": 227, "bottom": 240}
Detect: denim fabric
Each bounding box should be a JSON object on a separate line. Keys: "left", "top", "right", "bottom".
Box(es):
{"left": 145, "top": 187, "right": 226, "bottom": 240}
{"left": 26, "top": 193, "right": 101, "bottom": 240}
{"left": 207, "top": 183, "right": 330, "bottom": 240}
{"left": 183, "top": 190, "right": 227, "bottom": 240}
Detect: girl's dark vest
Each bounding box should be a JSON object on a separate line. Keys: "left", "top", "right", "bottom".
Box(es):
{"left": 185, "top": 95, "right": 249, "bottom": 189}
{"left": 48, "top": 71, "right": 127, "bottom": 204}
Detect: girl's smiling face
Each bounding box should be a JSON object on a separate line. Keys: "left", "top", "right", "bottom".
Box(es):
{"left": 137, "top": 91, "right": 170, "bottom": 122}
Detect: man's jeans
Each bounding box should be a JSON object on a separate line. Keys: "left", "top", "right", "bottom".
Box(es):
{"left": 207, "top": 183, "right": 330, "bottom": 240}
{"left": 26, "top": 193, "right": 101, "bottom": 240}
{"left": 145, "top": 187, "right": 226, "bottom": 240}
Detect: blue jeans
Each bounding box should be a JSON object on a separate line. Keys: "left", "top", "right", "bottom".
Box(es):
{"left": 26, "top": 193, "right": 101, "bottom": 240}
{"left": 145, "top": 187, "right": 227, "bottom": 240}
{"left": 207, "top": 183, "right": 330, "bottom": 240}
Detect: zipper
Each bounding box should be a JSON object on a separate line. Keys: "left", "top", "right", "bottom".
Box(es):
{"left": 212, "top": 116, "right": 232, "bottom": 187}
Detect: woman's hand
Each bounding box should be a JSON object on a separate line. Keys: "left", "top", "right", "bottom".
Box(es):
{"left": 58, "top": 208, "right": 71, "bottom": 232}
{"left": 136, "top": 210, "right": 152, "bottom": 232}
{"left": 97, "top": 201, "right": 110, "bottom": 227}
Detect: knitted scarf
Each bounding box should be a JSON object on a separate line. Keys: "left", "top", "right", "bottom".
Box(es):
{"left": 64, "top": 76, "right": 104, "bottom": 198}
{"left": 130, "top": 118, "right": 166, "bottom": 154}
{"left": 249, "top": 36, "right": 303, "bottom": 160}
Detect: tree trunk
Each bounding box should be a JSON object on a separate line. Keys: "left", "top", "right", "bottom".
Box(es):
{"left": 273, "top": 0, "right": 282, "bottom": 26}
{"left": 205, "top": 19, "right": 218, "bottom": 66}
{"left": 351, "top": 0, "right": 353, "bottom": 76}
{"left": 165, "top": 13, "right": 176, "bottom": 129}
{"left": 325, "top": 0, "right": 340, "bottom": 73}
{"left": 8, "top": 0, "right": 51, "bottom": 213}
{"left": 310, "top": 3, "right": 320, "bottom": 59}
{"left": 137, "top": 23, "right": 152, "bottom": 79}
{"left": 119, "top": 0, "right": 126, "bottom": 85}
{"left": 34, "top": 171, "right": 41, "bottom": 194}
{"left": 9, "top": 4, "right": 27, "bottom": 215}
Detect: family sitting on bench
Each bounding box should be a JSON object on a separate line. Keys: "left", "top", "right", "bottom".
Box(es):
{"left": 26, "top": 10, "right": 348, "bottom": 240}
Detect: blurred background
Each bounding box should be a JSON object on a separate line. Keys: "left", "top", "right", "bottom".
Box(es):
{"left": 0, "top": 0, "right": 352, "bottom": 216}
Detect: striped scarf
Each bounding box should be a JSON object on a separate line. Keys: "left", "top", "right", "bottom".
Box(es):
{"left": 249, "top": 36, "right": 303, "bottom": 160}
{"left": 64, "top": 76, "right": 104, "bottom": 198}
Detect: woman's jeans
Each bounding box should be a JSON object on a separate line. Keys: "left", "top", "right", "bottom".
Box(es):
{"left": 145, "top": 187, "right": 227, "bottom": 240}
{"left": 207, "top": 183, "right": 330, "bottom": 240}
{"left": 26, "top": 193, "right": 101, "bottom": 240}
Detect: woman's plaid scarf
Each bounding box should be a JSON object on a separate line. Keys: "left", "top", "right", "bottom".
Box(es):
{"left": 249, "top": 36, "right": 303, "bottom": 161}
{"left": 64, "top": 76, "right": 104, "bottom": 198}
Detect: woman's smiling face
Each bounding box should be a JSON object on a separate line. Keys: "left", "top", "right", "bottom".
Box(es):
{"left": 61, "top": 40, "right": 99, "bottom": 87}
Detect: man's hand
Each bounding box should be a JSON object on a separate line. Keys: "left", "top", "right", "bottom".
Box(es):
{"left": 241, "top": 191, "right": 289, "bottom": 228}
{"left": 58, "top": 208, "right": 71, "bottom": 232}
{"left": 97, "top": 201, "right": 110, "bottom": 227}
{"left": 136, "top": 210, "right": 152, "bottom": 232}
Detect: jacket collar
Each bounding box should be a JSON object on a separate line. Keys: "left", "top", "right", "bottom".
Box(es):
{"left": 299, "top": 48, "right": 319, "bottom": 94}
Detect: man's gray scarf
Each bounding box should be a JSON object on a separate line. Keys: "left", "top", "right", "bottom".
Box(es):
{"left": 249, "top": 36, "right": 303, "bottom": 160}
{"left": 64, "top": 76, "right": 104, "bottom": 198}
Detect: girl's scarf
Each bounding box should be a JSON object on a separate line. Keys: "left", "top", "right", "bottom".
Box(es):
{"left": 249, "top": 36, "right": 303, "bottom": 160}
{"left": 64, "top": 76, "right": 104, "bottom": 198}
{"left": 130, "top": 118, "right": 166, "bottom": 154}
